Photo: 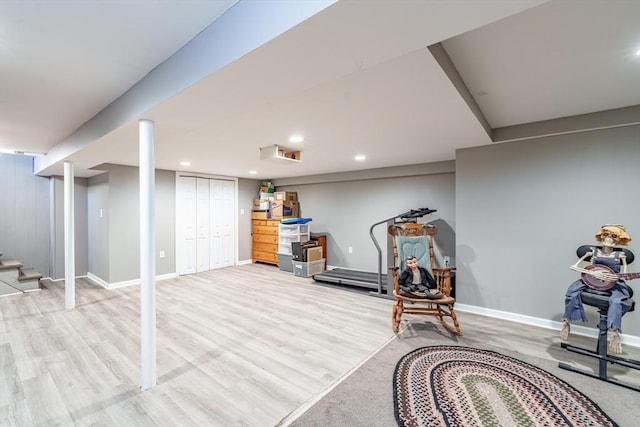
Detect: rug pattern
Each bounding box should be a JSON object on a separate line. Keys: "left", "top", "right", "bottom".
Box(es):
{"left": 393, "top": 345, "right": 618, "bottom": 427}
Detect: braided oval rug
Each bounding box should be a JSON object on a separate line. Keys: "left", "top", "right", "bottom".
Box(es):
{"left": 393, "top": 345, "right": 617, "bottom": 427}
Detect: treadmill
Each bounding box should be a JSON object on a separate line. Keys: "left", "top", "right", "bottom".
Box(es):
{"left": 312, "top": 208, "right": 437, "bottom": 296}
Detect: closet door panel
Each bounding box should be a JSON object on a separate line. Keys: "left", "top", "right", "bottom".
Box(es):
{"left": 176, "top": 176, "right": 196, "bottom": 275}
{"left": 221, "top": 180, "right": 235, "bottom": 266}
{"left": 196, "top": 178, "right": 210, "bottom": 273}
{"left": 209, "top": 180, "right": 223, "bottom": 269}
{"left": 210, "top": 179, "right": 235, "bottom": 269}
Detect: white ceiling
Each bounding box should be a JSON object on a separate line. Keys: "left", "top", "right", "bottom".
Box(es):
{"left": 1, "top": 0, "right": 639, "bottom": 179}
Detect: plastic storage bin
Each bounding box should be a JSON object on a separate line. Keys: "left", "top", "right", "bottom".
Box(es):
{"left": 278, "top": 223, "right": 311, "bottom": 255}
{"left": 292, "top": 259, "right": 325, "bottom": 278}
{"left": 278, "top": 253, "right": 293, "bottom": 272}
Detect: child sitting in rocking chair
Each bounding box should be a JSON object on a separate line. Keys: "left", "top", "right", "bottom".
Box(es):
{"left": 399, "top": 256, "right": 443, "bottom": 299}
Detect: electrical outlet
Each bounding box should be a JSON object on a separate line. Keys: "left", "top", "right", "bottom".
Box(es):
{"left": 443, "top": 256, "right": 450, "bottom": 266}
{"left": 348, "top": 247, "right": 353, "bottom": 254}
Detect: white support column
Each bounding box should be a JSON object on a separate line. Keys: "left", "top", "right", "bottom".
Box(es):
{"left": 139, "top": 119, "right": 156, "bottom": 390}
{"left": 64, "top": 161, "right": 75, "bottom": 310}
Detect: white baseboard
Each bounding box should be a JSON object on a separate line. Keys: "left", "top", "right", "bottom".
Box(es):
{"left": 455, "top": 303, "right": 640, "bottom": 348}
{"left": 85, "top": 273, "right": 109, "bottom": 288}
{"left": 0, "top": 290, "right": 22, "bottom": 298}
{"left": 48, "top": 275, "right": 88, "bottom": 283}
{"left": 86, "top": 272, "right": 179, "bottom": 289}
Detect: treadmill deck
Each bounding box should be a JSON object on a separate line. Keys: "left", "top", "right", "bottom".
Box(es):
{"left": 313, "top": 268, "right": 388, "bottom": 291}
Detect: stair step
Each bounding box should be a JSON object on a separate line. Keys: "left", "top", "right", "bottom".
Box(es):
{"left": 15, "top": 268, "right": 42, "bottom": 292}
{"left": 0, "top": 259, "right": 23, "bottom": 271}
{"left": 19, "top": 268, "right": 43, "bottom": 281}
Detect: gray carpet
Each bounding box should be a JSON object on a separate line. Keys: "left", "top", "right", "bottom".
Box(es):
{"left": 285, "top": 322, "right": 639, "bottom": 427}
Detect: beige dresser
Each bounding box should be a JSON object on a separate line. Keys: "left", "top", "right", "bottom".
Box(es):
{"left": 252, "top": 215, "right": 280, "bottom": 266}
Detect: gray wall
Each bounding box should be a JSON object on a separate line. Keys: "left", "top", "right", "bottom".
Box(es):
{"left": 0, "top": 154, "right": 89, "bottom": 280}
{"left": 155, "top": 170, "right": 176, "bottom": 277}
{"left": 238, "top": 178, "right": 261, "bottom": 262}
{"left": 86, "top": 164, "right": 176, "bottom": 284}
{"left": 3, "top": 125, "right": 638, "bottom": 339}
{"left": 456, "top": 125, "right": 640, "bottom": 336}
{"left": 0, "top": 154, "right": 50, "bottom": 276}
{"left": 108, "top": 165, "right": 141, "bottom": 283}
{"left": 84, "top": 167, "right": 257, "bottom": 284}
{"left": 87, "top": 172, "right": 109, "bottom": 280}
{"left": 273, "top": 164, "right": 456, "bottom": 272}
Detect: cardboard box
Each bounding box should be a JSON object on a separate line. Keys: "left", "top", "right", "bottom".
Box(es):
{"left": 273, "top": 191, "right": 298, "bottom": 201}
{"left": 306, "top": 246, "right": 323, "bottom": 262}
{"left": 260, "top": 181, "right": 274, "bottom": 193}
{"left": 284, "top": 151, "right": 300, "bottom": 161}
{"left": 252, "top": 199, "right": 270, "bottom": 211}
{"left": 269, "top": 200, "right": 299, "bottom": 219}
{"left": 251, "top": 210, "right": 269, "bottom": 220}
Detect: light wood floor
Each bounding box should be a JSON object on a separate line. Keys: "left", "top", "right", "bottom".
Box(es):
{"left": 1, "top": 264, "right": 397, "bottom": 426}
{"left": 1, "top": 263, "right": 639, "bottom": 426}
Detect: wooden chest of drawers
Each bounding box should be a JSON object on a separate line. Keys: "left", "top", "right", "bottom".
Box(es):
{"left": 252, "top": 218, "right": 280, "bottom": 265}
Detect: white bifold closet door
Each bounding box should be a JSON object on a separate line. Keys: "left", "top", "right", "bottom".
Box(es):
{"left": 177, "top": 176, "right": 197, "bottom": 275}
{"left": 209, "top": 179, "right": 235, "bottom": 269}
{"left": 177, "top": 176, "right": 235, "bottom": 275}
{"left": 196, "top": 178, "right": 211, "bottom": 272}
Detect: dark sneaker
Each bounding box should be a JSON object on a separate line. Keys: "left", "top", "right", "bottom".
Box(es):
{"left": 399, "top": 290, "right": 427, "bottom": 298}
{"left": 424, "top": 290, "right": 444, "bottom": 299}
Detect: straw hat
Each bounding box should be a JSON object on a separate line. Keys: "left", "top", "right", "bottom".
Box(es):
{"left": 595, "top": 224, "right": 632, "bottom": 245}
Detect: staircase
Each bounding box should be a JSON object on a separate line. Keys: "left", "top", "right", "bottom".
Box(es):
{"left": 0, "top": 253, "right": 43, "bottom": 297}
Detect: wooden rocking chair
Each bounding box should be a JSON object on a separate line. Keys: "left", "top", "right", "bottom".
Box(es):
{"left": 388, "top": 222, "right": 462, "bottom": 335}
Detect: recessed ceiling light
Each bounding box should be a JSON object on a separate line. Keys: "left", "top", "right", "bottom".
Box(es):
{"left": 289, "top": 135, "right": 304, "bottom": 143}
{"left": 180, "top": 161, "right": 191, "bottom": 166}
{"left": 249, "top": 170, "right": 257, "bottom": 175}
{"left": 355, "top": 155, "right": 366, "bottom": 161}
{"left": 636, "top": 49, "right": 640, "bottom": 56}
